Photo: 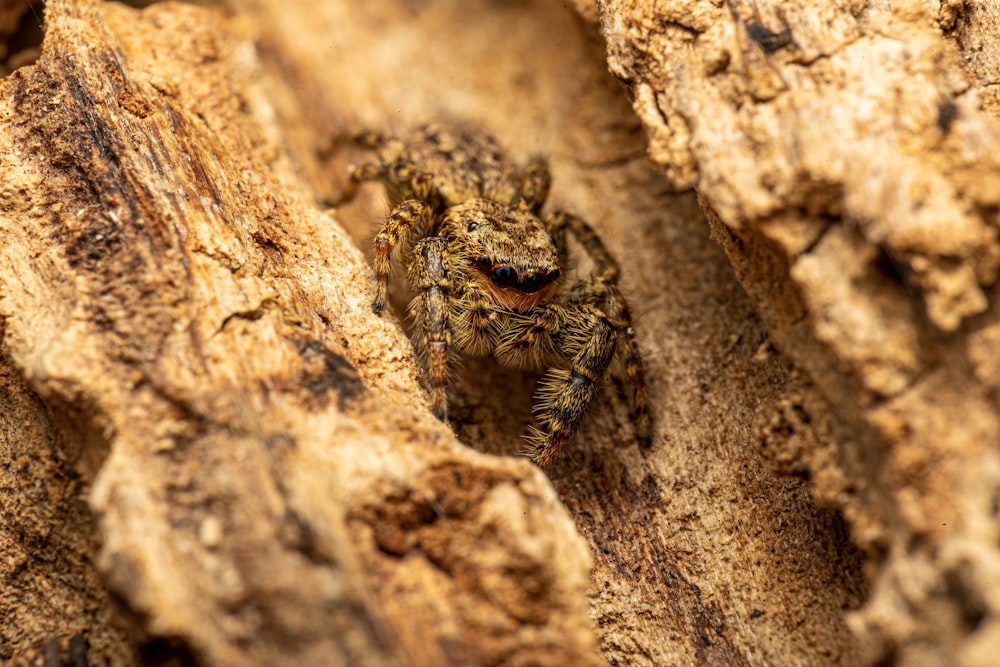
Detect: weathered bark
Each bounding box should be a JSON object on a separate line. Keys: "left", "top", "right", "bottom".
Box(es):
{"left": 596, "top": 0, "right": 1000, "bottom": 664}
{"left": 6, "top": 0, "right": 991, "bottom": 665}
{"left": 189, "top": 0, "right": 868, "bottom": 664}
{"left": 1, "top": 2, "right": 596, "bottom": 665}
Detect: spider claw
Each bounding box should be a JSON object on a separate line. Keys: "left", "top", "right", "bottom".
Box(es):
{"left": 520, "top": 427, "right": 545, "bottom": 461}
{"left": 521, "top": 426, "right": 566, "bottom": 467}
{"left": 530, "top": 440, "right": 565, "bottom": 467}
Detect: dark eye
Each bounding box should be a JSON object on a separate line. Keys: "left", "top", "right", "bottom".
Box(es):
{"left": 476, "top": 255, "right": 492, "bottom": 270}
{"left": 467, "top": 222, "right": 481, "bottom": 232}
{"left": 490, "top": 265, "right": 517, "bottom": 287}
{"left": 519, "top": 273, "right": 544, "bottom": 293}
{"left": 547, "top": 268, "right": 560, "bottom": 282}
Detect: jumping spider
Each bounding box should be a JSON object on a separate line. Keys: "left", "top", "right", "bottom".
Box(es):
{"left": 351, "top": 123, "right": 651, "bottom": 465}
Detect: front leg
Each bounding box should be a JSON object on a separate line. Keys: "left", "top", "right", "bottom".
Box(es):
{"left": 525, "top": 307, "right": 617, "bottom": 466}
{"left": 371, "top": 199, "right": 431, "bottom": 313}
{"left": 408, "top": 237, "right": 452, "bottom": 421}
{"left": 452, "top": 282, "right": 498, "bottom": 358}
{"left": 494, "top": 304, "right": 560, "bottom": 370}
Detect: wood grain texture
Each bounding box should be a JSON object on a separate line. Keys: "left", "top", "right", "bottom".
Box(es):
{"left": 0, "top": 1, "right": 597, "bottom": 665}
{"left": 260, "top": 1, "right": 865, "bottom": 664}
{"left": 8, "top": 0, "right": 994, "bottom": 665}
{"left": 597, "top": 0, "right": 1000, "bottom": 664}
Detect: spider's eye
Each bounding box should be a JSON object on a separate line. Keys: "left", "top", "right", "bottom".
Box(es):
{"left": 467, "top": 222, "right": 481, "bottom": 232}
{"left": 547, "top": 268, "right": 560, "bottom": 282}
{"left": 519, "top": 272, "right": 546, "bottom": 293}
{"left": 490, "top": 265, "right": 517, "bottom": 287}
{"left": 476, "top": 255, "right": 492, "bottom": 270}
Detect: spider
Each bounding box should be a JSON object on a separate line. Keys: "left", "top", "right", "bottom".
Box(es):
{"left": 350, "top": 122, "right": 651, "bottom": 465}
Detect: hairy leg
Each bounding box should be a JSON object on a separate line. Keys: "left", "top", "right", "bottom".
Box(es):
{"left": 315, "top": 129, "right": 389, "bottom": 205}
{"left": 566, "top": 277, "right": 652, "bottom": 448}
{"left": 494, "top": 304, "right": 560, "bottom": 370}
{"left": 525, "top": 306, "right": 617, "bottom": 466}
{"left": 350, "top": 160, "right": 385, "bottom": 185}
{"left": 546, "top": 211, "right": 621, "bottom": 282}
{"left": 347, "top": 128, "right": 439, "bottom": 209}
{"left": 408, "top": 238, "right": 453, "bottom": 421}
{"left": 519, "top": 156, "right": 551, "bottom": 214}
{"left": 605, "top": 285, "right": 652, "bottom": 447}
{"left": 452, "top": 282, "right": 498, "bottom": 358}
{"left": 371, "top": 199, "right": 432, "bottom": 313}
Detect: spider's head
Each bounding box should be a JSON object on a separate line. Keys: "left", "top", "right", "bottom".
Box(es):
{"left": 446, "top": 199, "right": 562, "bottom": 311}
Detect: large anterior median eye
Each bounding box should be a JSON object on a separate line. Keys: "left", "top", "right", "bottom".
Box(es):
{"left": 490, "top": 265, "right": 517, "bottom": 287}
{"left": 519, "top": 272, "right": 545, "bottom": 293}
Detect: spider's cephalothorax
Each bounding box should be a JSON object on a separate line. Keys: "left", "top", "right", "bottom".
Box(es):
{"left": 352, "top": 123, "right": 651, "bottom": 465}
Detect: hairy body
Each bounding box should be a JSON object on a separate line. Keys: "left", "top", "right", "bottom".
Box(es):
{"left": 352, "top": 123, "right": 650, "bottom": 465}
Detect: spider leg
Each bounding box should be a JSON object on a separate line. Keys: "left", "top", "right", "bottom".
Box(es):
{"left": 353, "top": 157, "right": 436, "bottom": 197}
{"left": 546, "top": 211, "right": 621, "bottom": 282}
{"left": 568, "top": 277, "right": 652, "bottom": 447}
{"left": 372, "top": 199, "right": 432, "bottom": 313}
{"left": 351, "top": 129, "right": 392, "bottom": 149}
{"left": 519, "top": 156, "right": 552, "bottom": 214}
{"left": 350, "top": 160, "right": 385, "bottom": 185}
{"left": 526, "top": 307, "right": 617, "bottom": 466}
{"left": 349, "top": 130, "right": 440, "bottom": 208}
{"left": 347, "top": 130, "right": 394, "bottom": 189}
{"left": 602, "top": 283, "right": 652, "bottom": 447}
{"left": 494, "top": 304, "right": 559, "bottom": 370}
{"left": 408, "top": 237, "right": 452, "bottom": 421}
{"left": 321, "top": 128, "right": 389, "bottom": 162}
{"left": 43, "top": 637, "right": 61, "bottom": 667}
{"left": 453, "top": 282, "right": 498, "bottom": 358}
